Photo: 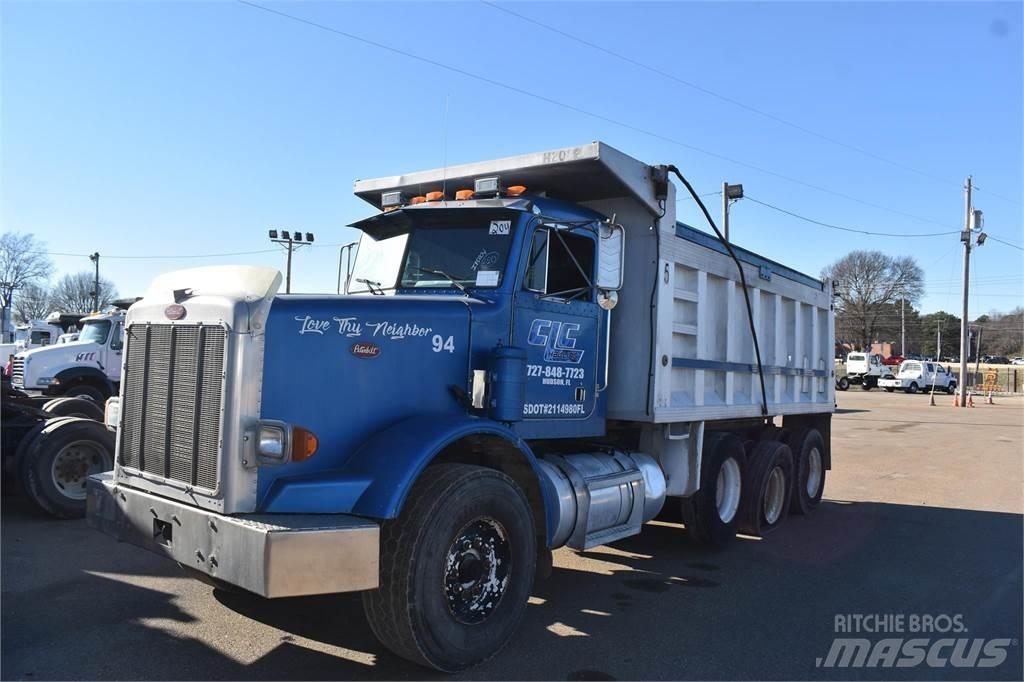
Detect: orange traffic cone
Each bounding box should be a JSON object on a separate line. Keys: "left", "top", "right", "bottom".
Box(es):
{"left": 953, "top": 393, "right": 959, "bottom": 407}
{"left": 929, "top": 390, "right": 936, "bottom": 406}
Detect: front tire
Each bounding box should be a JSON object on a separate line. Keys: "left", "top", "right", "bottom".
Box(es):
{"left": 62, "top": 383, "right": 107, "bottom": 403}
{"left": 680, "top": 433, "right": 747, "bottom": 546}
{"left": 362, "top": 464, "right": 536, "bottom": 672}
{"left": 947, "top": 382, "right": 957, "bottom": 395}
{"left": 837, "top": 377, "right": 849, "bottom": 391}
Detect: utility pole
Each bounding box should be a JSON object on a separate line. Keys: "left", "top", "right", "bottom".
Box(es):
{"left": 936, "top": 320, "right": 941, "bottom": 361}
{"left": 89, "top": 252, "right": 100, "bottom": 311}
{"left": 268, "top": 230, "right": 314, "bottom": 294}
{"left": 900, "top": 298, "right": 905, "bottom": 356}
{"left": 958, "top": 177, "right": 973, "bottom": 407}
{"left": 722, "top": 182, "right": 744, "bottom": 243}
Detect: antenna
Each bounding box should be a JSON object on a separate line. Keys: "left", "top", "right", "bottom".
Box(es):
{"left": 441, "top": 93, "right": 450, "bottom": 199}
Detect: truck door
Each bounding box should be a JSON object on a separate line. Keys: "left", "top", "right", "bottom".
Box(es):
{"left": 514, "top": 225, "right": 600, "bottom": 423}
{"left": 107, "top": 321, "right": 124, "bottom": 383}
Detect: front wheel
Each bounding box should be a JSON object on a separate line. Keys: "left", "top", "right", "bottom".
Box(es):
{"left": 836, "top": 376, "right": 849, "bottom": 391}
{"left": 362, "top": 464, "right": 536, "bottom": 672}
{"left": 947, "top": 382, "right": 957, "bottom": 395}
{"left": 62, "top": 383, "right": 107, "bottom": 403}
{"left": 860, "top": 378, "right": 874, "bottom": 391}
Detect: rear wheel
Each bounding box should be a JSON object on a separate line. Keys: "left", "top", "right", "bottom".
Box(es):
{"left": 786, "top": 429, "right": 826, "bottom": 515}
{"left": 42, "top": 397, "right": 104, "bottom": 421}
{"left": 906, "top": 382, "right": 919, "bottom": 394}
{"left": 738, "top": 440, "right": 794, "bottom": 536}
{"left": 362, "top": 464, "right": 536, "bottom": 672}
{"left": 680, "top": 433, "right": 747, "bottom": 546}
{"left": 19, "top": 418, "right": 114, "bottom": 518}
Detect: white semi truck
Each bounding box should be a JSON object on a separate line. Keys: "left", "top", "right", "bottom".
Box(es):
{"left": 11, "top": 309, "right": 125, "bottom": 401}
{"left": 89, "top": 142, "right": 835, "bottom": 671}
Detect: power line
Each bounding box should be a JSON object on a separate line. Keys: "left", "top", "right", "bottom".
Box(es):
{"left": 744, "top": 195, "right": 958, "bottom": 238}
{"left": 236, "top": 0, "right": 963, "bottom": 231}
{"left": 480, "top": 2, "right": 1018, "bottom": 207}
{"left": 987, "top": 235, "right": 1024, "bottom": 252}
{"left": 31, "top": 242, "right": 351, "bottom": 261}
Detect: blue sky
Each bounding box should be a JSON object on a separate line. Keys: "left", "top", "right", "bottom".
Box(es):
{"left": 2, "top": 1, "right": 1021, "bottom": 316}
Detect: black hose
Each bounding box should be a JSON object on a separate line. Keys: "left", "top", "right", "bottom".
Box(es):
{"left": 667, "top": 165, "right": 770, "bottom": 420}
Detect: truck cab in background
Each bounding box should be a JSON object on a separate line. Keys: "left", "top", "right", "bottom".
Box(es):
{"left": 878, "top": 360, "right": 957, "bottom": 394}
{"left": 12, "top": 310, "right": 125, "bottom": 402}
{"left": 89, "top": 142, "right": 835, "bottom": 672}
{"left": 842, "top": 351, "right": 886, "bottom": 390}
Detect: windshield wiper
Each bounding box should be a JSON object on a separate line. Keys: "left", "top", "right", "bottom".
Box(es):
{"left": 415, "top": 267, "right": 468, "bottom": 294}
{"left": 355, "top": 278, "right": 384, "bottom": 295}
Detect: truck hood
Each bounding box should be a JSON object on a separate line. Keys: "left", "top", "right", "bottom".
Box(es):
{"left": 18, "top": 341, "right": 105, "bottom": 365}
{"left": 256, "top": 294, "right": 479, "bottom": 510}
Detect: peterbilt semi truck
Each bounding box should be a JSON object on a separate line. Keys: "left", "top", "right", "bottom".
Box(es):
{"left": 88, "top": 142, "right": 835, "bottom": 671}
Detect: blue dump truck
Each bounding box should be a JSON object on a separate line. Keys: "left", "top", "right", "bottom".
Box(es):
{"left": 88, "top": 142, "right": 835, "bottom": 671}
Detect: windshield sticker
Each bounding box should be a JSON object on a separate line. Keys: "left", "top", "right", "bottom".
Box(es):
{"left": 470, "top": 249, "right": 500, "bottom": 271}
{"left": 476, "top": 270, "right": 500, "bottom": 287}
{"left": 489, "top": 220, "right": 511, "bottom": 235}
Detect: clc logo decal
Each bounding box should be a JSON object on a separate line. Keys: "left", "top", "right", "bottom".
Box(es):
{"left": 527, "top": 319, "right": 584, "bottom": 364}
{"left": 75, "top": 352, "right": 97, "bottom": 362}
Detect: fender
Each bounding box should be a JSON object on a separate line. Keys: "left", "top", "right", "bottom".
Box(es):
{"left": 261, "top": 413, "right": 558, "bottom": 544}
{"left": 54, "top": 367, "right": 115, "bottom": 395}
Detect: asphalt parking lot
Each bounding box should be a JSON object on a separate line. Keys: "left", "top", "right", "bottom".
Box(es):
{"left": 3, "top": 390, "right": 1022, "bottom": 681}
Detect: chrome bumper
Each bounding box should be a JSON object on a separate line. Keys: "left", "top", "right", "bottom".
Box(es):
{"left": 87, "top": 472, "right": 380, "bottom": 598}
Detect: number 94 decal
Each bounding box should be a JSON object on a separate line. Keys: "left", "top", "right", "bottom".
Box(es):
{"left": 432, "top": 335, "right": 455, "bottom": 353}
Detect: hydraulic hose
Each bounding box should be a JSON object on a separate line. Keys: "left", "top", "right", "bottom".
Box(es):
{"left": 667, "top": 165, "right": 770, "bottom": 420}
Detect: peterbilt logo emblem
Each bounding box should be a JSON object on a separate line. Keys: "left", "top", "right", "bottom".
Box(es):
{"left": 164, "top": 304, "right": 186, "bottom": 320}
{"left": 350, "top": 342, "right": 381, "bottom": 358}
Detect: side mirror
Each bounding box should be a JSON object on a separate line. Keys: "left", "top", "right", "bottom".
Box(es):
{"left": 596, "top": 223, "right": 624, "bottom": 291}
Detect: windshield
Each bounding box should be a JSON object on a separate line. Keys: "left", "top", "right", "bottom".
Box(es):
{"left": 14, "top": 328, "right": 29, "bottom": 343}
{"left": 848, "top": 354, "right": 864, "bottom": 361}
{"left": 349, "top": 211, "right": 517, "bottom": 293}
{"left": 79, "top": 320, "right": 111, "bottom": 344}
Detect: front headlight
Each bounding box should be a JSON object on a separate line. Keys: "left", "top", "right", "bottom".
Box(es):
{"left": 256, "top": 420, "right": 318, "bottom": 466}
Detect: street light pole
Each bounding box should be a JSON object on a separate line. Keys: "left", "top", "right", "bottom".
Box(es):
{"left": 722, "top": 182, "right": 744, "bottom": 243}
{"left": 268, "top": 230, "right": 314, "bottom": 295}
{"left": 89, "top": 252, "right": 100, "bottom": 311}
{"left": 958, "top": 177, "right": 972, "bottom": 407}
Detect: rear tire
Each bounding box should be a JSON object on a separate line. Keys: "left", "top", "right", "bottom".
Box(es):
{"left": 836, "top": 376, "right": 849, "bottom": 391}
{"left": 18, "top": 418, "right": 114, "bottom": 519}
{"left": 362, "top": 464, "right": 536, "bottom": 672}
{"left": 42, "top": 397, "right": 104, "bottom": 421}
{"left": 860, "top": 379, "right": 873, "bottom": 391}
{"left": 786, "top": 429, "right": 826, "bottom": 515}
{"left": 738, "top": 441, "right": 793, "bottom": 537}
{"left": 680, "top": 433, "right": 747, "bottom": 546}
{"left": 907, "top": 382, "right": 919, "bottom": 394}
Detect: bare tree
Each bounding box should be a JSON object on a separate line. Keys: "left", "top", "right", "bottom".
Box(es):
{"left": 12, "top": 282, "right": 53, "bottom": 324}
{"left": 0, "top": 232, "right": 54, "bottom": 338}
{"left": 49, "top": 272, "right": 118, "bottom": 314}
{"left": 823, "top": 250, "right": 924, "bottom": 351}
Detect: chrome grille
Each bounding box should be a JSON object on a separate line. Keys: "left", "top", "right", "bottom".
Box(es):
{"left": 120, "top": 324, "right": 225, "bottom": 490}
{"left": 10, "top": 357, "right": 24, "bottom": 388}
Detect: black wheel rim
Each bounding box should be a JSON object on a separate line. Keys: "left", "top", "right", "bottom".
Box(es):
{"left": 443, "top": 517, "right": 511, "bottom": 625}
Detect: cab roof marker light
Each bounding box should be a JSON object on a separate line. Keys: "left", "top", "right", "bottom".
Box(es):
{"left": 506, "top": 185, "right": 527, "bottom": 197}
{"left": 410, "top": 196, "right": 427, "bottom": 205}
{"left": 381, "top": 191, "right": 405, "bottom": 208}
{"left": 474, "top": 176, "right": 501, "bottom": 197}
{"left": 425, "top": 191, "right": 445, "bottom": 202}
{"left": 455, "top": 189, "right": 474, "bottom": 200}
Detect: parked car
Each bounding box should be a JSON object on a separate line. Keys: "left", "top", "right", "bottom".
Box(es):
{"left": 1012, "top": 357, "right": 1024, "bottom": 365}
{"left": 987, "top": 356, "right": 1011, "bottom": 365}
{"left": 878, "top": 361, "right": 957, "bottom": 394}
{"left": 882, "top": 355, "right": 904, "bottom": 366}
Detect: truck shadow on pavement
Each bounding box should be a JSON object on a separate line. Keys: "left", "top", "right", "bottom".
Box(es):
{"left": 2, "top": 497, "right": 1021, "bottom": 681}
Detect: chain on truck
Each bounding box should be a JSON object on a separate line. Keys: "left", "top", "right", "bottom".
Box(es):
{"left": 88, "top": 142, "right": 836, "bottom": 672}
